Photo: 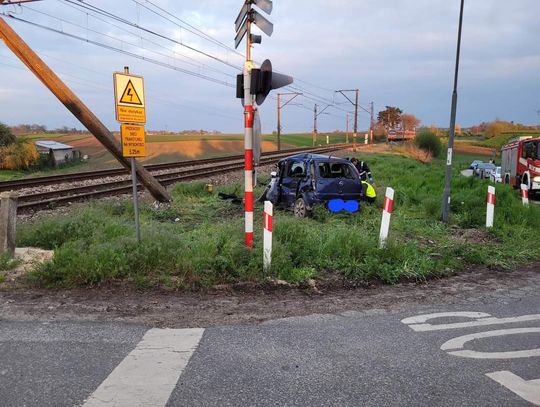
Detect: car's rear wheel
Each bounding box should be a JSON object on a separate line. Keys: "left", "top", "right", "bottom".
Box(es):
{"left": 293, "top": 197, "right": 312, "bottom": 218}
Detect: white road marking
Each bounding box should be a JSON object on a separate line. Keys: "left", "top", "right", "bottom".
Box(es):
{"left": 441, "top": 327, "right": 540, "bottom": 359}
{"left": 401, "top": 312, "right": 491, "bottom": 325}
{"left": 402, "top": 312, "right": 540, "bottom": 332}
{"left": 82, "top": 328, "right": 204, "bottom": 407}
{"left": 486, "top": 371, "right": 540, "bottom": 406}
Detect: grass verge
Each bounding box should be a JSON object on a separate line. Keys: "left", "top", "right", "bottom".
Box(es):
{"left": 17, "top": 152, "right": 540, "bottom": 289}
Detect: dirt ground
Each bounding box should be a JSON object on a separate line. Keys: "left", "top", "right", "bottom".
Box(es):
{"left": 1, "top": 263, "right": 538, "bottom": 328}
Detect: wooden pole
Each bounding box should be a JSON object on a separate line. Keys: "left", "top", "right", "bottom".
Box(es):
{"left": 0, "top": 192, "right": 17, "bottom": 257}
{"left": 0, "top": 17, "right": 171, "bottom": 202}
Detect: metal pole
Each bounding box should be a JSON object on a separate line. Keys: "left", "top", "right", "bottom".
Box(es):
{"left": 243, "top": 18, "right": 254, "bottom": 248}
{"left": 277, "top": 93, "right": 281, "bottom": 151}
{"left": 131, "top": 157, "right": 141, "bottom": 243}
{"left": 313, "top": 104, "right": 317, "bottom": 146}
{"left": 346, "top": 113, "right": 349, "bottom": 144}
{"left": 386, "top": 112, "right": 390, "bottom": 145}
{"left": 123, "top": 66, "right": 141, "bottom": 243}
{"left": 441, "top": 0, "right": 464, "bottom": 224}
{"left": 353, "top": 89, "right": 359, "bottom": 151}
{"left": 370, "top": 101, "right": 374, "bottom": 144}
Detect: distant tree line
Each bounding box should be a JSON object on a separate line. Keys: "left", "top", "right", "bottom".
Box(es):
{"left": 9, "top": 123, "right": 87, "bottom": 136}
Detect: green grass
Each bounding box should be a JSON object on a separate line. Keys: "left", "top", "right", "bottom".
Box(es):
{"left": 0, "top": 170, "right": 25, "bottom": 181}
{"left": 474, "top": 131, "right": 540, "bottom": 150}
{"left": 16, "top": 152, "right": 540, "bottom": 289}
{"left": 0, "top": 254, "right": 19, "bottom": 284}
{"left": 263, "top": 133, "right": 348, "bottom": 147}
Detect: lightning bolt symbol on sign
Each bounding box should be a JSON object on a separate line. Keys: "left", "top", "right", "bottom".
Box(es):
{"left": 120, "top": 80, "right": 143, "bottom": 105}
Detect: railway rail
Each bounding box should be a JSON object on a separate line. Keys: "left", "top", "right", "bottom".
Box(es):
{"left": 12, "top": 144, "right": 349, "bottom": 211}
{"left": 0, "top": 144, "right": 347, "bottom": 192}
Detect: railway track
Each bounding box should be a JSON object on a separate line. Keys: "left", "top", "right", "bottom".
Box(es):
{"left": 14, "top": 144, "right": 348, "bottom": 211}
{"left": 0, "top": 144, "right": 347, "bottom": 192}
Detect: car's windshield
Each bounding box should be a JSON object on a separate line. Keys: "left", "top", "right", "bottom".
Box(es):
{"left": 317, "top": 162, "right": 355, "bottom": 179}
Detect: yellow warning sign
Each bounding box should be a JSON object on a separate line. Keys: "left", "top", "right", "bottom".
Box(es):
{"left": 120, "top": 80, "right": 143, "bottom": 105}
{"left": 121, "top": 123, "right": 146, "bottom": 157}
{"left": 114, "top": 73, "right": 146, "bottom": 124}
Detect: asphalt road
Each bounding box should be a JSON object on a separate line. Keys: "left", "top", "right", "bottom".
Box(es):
{"left": 1, "top": 291, "right": 539, "bottom": 406}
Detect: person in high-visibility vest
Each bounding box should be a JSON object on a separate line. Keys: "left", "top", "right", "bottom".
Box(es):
{"left": 350, "top": 157, "right": 374, "bottom": 183}
{"left": 361, "top": 180, "right": 377, "bottom": 204}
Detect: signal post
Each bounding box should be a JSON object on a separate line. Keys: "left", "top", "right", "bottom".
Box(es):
{"left": 235, "top": 0, "right": 293, "bottom": 248}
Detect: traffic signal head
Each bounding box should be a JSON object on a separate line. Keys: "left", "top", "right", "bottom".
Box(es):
{"left": 252, "top": 59, "right": 294, "bottom": 106}
{"left": 237, "top": 59, "right": 292, "bottom": 106}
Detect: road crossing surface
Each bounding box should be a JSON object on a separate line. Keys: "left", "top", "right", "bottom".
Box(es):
{"left": 1, "top": 291, "right": 538, "bottom": 406}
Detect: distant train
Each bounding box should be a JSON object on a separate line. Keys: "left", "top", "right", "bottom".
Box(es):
{"left": 387, "top": 129, "right": 416, "bottom": 141}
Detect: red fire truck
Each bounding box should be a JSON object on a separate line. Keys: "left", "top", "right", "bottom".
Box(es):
{"left": 501, "top": 137, "right": 540, "bottom": 193}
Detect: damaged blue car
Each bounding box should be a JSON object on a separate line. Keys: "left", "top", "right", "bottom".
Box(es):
{"left": 260, "top": 153, "right": 366, "bottom": 217}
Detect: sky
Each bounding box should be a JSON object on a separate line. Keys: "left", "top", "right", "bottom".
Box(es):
{"left": 0, "top": 0, "right": 539, "bottom": 134}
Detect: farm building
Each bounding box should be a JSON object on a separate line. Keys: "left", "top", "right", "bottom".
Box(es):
{"left": 34, "top": 140, "right": 76, "bottom": 166}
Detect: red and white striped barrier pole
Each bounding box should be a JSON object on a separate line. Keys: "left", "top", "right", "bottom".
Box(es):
{"left": 379, "top": 187, "right": 395, "bottom": 248}
{"left": 486, "top": 185, "right": 496, "bottom": 228}
{"left": 521, "top": 184, "right": 529, "bottom": 206}
{"left": 263, "top": 201, "right": 273, "bottom": 271}
{"left": 243, "top": 60, "right": 254, "bottom": 248}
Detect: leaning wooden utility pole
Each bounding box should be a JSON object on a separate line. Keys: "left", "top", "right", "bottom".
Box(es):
{"left": 0, "top": 17, "right": 171, "bottom": 202}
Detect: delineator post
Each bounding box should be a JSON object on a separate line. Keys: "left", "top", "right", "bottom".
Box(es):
{"left": 521, "top": 184, "right": 529, "bottom": 207}
{"left": 263, "top": 201, "right": 273, "bottom": 271}
{"left": 486, "top": 185, "right": 496, "bottom": 228}
{"left": 379, "top": 187, "right": 394, "bottom": 249}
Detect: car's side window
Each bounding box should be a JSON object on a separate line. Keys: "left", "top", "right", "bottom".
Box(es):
{"left": 318, "top": 163, "right": 330, "bottom": 178}
{"left": 288, "top": 161, "right": 305, "bottom": 177}
{"left": 342, "top": 164, "right": 356, "bottom": 179}
{"left": 318, "top": 162, "right": 355, "bottom": 179}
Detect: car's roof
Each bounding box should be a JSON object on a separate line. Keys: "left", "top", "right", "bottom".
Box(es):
{"left": 279, "top": 153, "right": 351, "bottom": 164}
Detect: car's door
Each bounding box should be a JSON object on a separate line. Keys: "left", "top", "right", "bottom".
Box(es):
{"left": 339, "top": 163, "right": 364, "bottom": 200}
{"left": 315, "top": 161, "right": 362, "bottom": 201}
{"left": 279, "top": 159, "right": 306, "bottom": 206}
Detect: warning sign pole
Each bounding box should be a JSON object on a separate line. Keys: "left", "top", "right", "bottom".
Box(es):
{"left": 122, "top": 67, "right": 142, "bottom": 243}
{"left": 130, "top": 155, "right": 141, "bottom": 243}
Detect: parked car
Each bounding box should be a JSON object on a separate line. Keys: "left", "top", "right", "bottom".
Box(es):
{"left": 469, "top": 160, "right": 484, "bottom": 170}
{"left": 474, "top": 162, "right": 496, "bottom": 179}
{"left": 261, "top": 153, "right": 365, "bottom": 217}
{"left": 490, "top": 166, "right": 502, "bottom": 183}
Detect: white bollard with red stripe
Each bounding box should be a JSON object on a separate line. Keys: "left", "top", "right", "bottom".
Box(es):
{"left": 379, "top": 187, "right": 395, "bottom": 249}
{"left": 521, "top": 184, "right": 529, "bottom": 206}
{"left": 486, "top": 185, "right": 496, "bottom": 228}
{"left": 263, "top": 201, "right": 273, "bottom": 271}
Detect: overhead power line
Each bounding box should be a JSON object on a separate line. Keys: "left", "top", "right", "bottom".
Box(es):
{"left": 62, "top": 0, "right": 242, "bottom": 70}
{"left": 2, "top": 13, "right": 236, "bottom": 88}
{"left": 4, "top": 0, "right": 364, "bottom": 124}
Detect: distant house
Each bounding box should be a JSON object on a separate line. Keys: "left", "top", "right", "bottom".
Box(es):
{"left": 35, "top": 140, "right": 75, "bottom": 166}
